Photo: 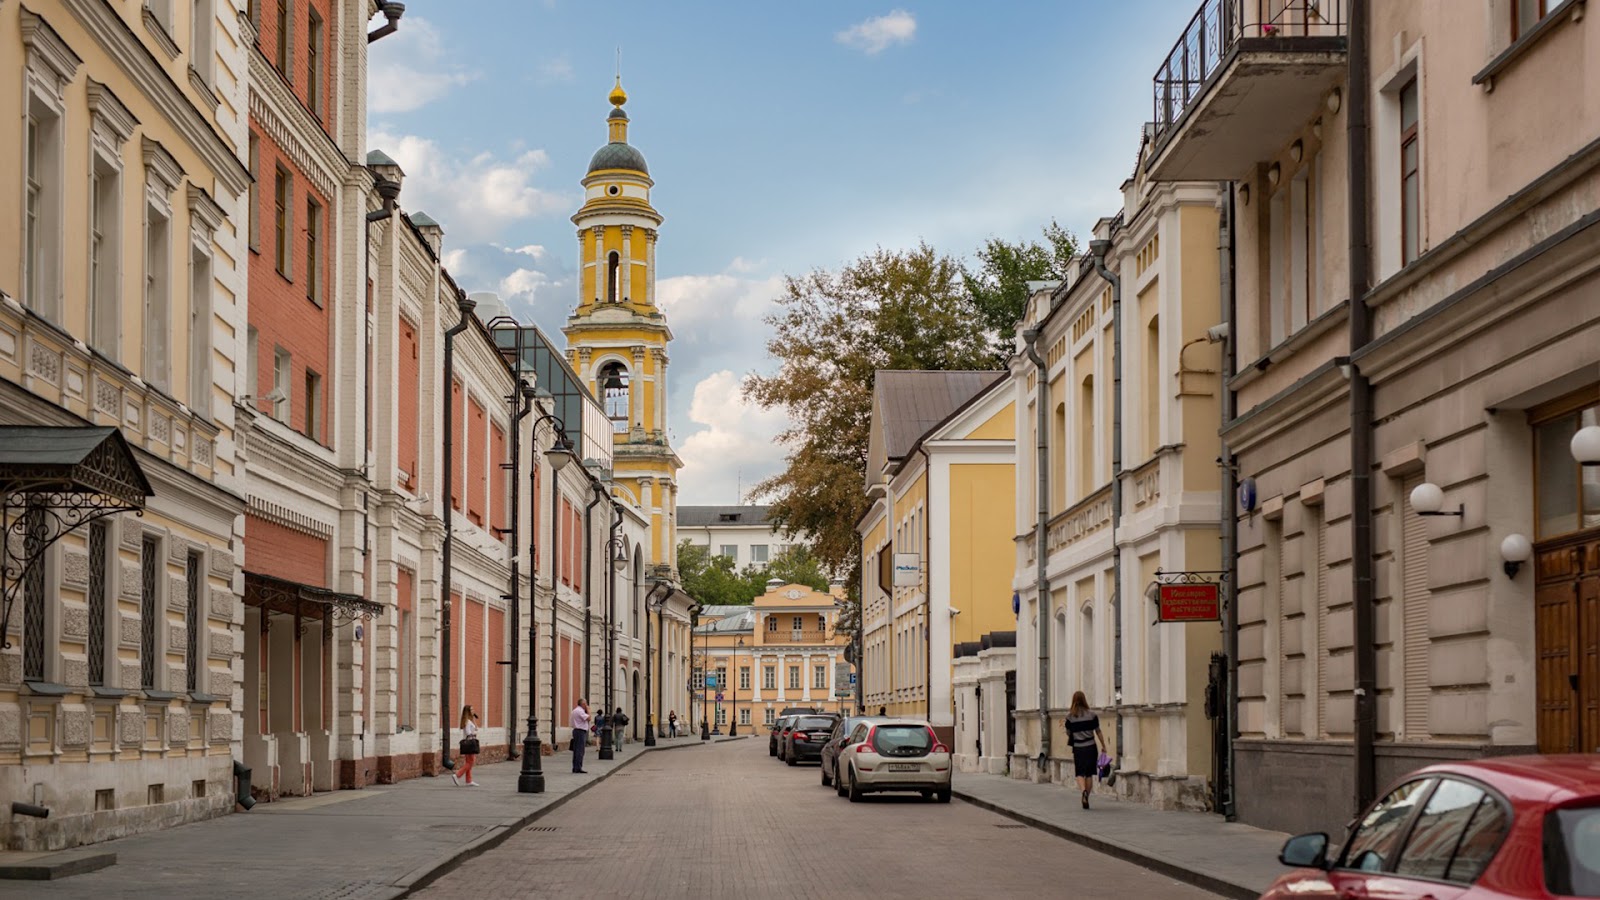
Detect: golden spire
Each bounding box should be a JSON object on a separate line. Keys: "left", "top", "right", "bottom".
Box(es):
{"left": 609, "top": 77, "right": 628, "bottom": 108}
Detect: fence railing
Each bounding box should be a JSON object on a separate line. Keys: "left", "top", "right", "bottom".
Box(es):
{"left": 1151, "top": 0, "right": 1347, "bottom": 141}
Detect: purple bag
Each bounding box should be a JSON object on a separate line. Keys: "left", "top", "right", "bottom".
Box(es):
{"left": 1097, "top": 752, "right": 1115, "bottom": 784}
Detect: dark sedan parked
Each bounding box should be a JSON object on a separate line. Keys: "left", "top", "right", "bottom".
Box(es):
{"left": 784, "top": 714, "right": 841, "bottom": 766}
{"left": 819, "top": 715, "right": 889, "bottom": 787}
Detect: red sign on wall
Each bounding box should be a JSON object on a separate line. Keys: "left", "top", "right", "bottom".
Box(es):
{"left": 1157, "top": 583, "right": 1221, "bottom": 623}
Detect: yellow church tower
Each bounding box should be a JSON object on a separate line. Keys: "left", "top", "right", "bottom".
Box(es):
{"left": 564, "top": 78, "right": 682, "bottom": 574}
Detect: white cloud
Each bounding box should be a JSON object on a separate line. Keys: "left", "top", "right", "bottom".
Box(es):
{"left": 368, "top": 128, "right": 572, "bottom": 243}
{"left": 506, "top": 244, "right": 548, "bottom": 261}
{"left": 537, "top": 56, "right": 575, "bottom": 84}
{"left": 441, "top": 247, "right": 467, "bottom": 272}
{"left": 367, "top": 18, "right": 477, "bottom": 113}
{"left": 655, "top": 270, "right": 784, "bottom": 331}
{"left": 726, "top": 256, "right": 765, "bottom": 274}
{"left": 500, "top": 268, "right": 551, "bottom": 297}
{"left": 676, "top": 371, "right": 792, "bottom": 506}
{"left": 836, "top": 10, "right": 917, "bottom": 54}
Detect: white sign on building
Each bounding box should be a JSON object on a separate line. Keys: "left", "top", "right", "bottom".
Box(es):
{"left": 893, "top": 553, "right": 921, "bottom": 587}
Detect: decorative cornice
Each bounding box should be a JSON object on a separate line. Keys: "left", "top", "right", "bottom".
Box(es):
{"left": 141, "top": 6, "right": 180, "bottom": 60}
{"left": 61, "top": 0, "right": 250, "bottom": 196}
{"left": 20, "top": 7, "right": 83, "bottom": 91}
{"left": 248, "top": 496, "right": 334, "bottom": 538}
{"left": 246, "top": 48, "right": 344, "bottom": 201}
{"left": 187, "top": 184, "right": 225, "bottom": 234}
{"left": 86, "top": 79, "right": 140, "bottom": 144}
{"left": 187, "top": 65, "right": 220, "bottom": 113}
{"left": 141, "top": 136, "right": 184, "bottom": 194}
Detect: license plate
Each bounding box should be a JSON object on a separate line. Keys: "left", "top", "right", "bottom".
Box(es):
{"left": 887, "top": 763, "right": 920, "bottom": 772}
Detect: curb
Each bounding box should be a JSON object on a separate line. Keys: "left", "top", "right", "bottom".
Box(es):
{"left": 393, "top": 749, "right": 648, "bottom": 897}
{"left": 952, "top": 789, "right": 1256, "bottom": 900}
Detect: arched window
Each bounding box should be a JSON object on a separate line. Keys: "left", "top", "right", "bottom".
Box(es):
{"left": 607, "top": 251, "right": 620, "bottom": 304}
{"left": 600, "top": 361, "right": 629, "bottom": 432}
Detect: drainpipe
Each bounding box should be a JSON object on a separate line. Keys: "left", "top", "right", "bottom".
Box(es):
{"left": 584, "top": 481, "right": 604, "bottom": 700}
{"left": 366, "top": 1, "right": 404, "bottom": 43}
{"left": 1347, "top": 0, "right": 1378, "bottom": 814}
{"left": 505, "top": 380, "right": 534, "bottom": 759}
{"left": 1089, "top": 239, "right": 1124, "bottom": 779}
{"left": 1217, "top": 187, "right": 1239, "bottom": 820}
{"left": 439, "top": 292, "right": 475, "bottom": 772}
{"left": 1021, "top": 328, "right": 1051, "bottom": 771}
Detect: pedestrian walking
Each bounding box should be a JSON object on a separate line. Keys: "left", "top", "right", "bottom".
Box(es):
{"left": 612, "top": 707, "right": 630, "bottom": 752}
{"left": 453, "top": 705, "right": 481, "bottom": 787}
{"left": 1065, "top": 691, "right": 1107, "bottom": 809}
{"left": 668, "top": 710, "right": 678, "bottom": 737}
{"left": 571, "top": 698, "right": 591, "bottom": 773}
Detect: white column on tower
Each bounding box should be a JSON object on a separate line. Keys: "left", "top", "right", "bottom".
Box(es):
{"left": 631, "top": 345, "right": 646, "bottom": 430}
{"left": 645, "top": 229, "right": 657, "bottom": 306}
{"left": 577, "top": 228, "right": 588, "bottom": 307}
{"left": 651, "top": 348, "right": 667, "bottom": 437}
{"left": 620, "top": 225, "right": 633, "bottom": 303}
{"left": 592, "top": 225, "right": 606, "bottom": 304}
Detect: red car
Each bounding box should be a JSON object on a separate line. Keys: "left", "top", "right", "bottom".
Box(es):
{"left": 1261, "top": 755, "right": 1600, "bottom": 900}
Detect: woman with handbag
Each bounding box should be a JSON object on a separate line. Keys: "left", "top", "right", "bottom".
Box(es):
{"left": 453, "top": 705, "right": 481, "bottom": 787}
{"left": 1065, "top": 691, "right": 1106, "bottom": 809}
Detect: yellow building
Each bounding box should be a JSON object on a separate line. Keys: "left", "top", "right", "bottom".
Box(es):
{"left": 691, "top": 583, "right": 855, "bottom": 736}
{"left": 0, "top": 0, "right": 251, "bottom": 849}
{"left": 858, "top": 371, "right": 1017, "bottom": 744}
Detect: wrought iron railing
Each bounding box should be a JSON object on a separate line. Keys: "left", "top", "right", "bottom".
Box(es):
{"left": 1151, "top": 0, "right": 1347, "bottom": 142}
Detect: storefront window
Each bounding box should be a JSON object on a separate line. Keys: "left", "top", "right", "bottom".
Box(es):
{"left": 1536, "top": 401, "right": 1600, "bottom": 539}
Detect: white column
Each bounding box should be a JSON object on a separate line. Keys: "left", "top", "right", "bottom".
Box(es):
{"left": 802, "top": 655, "right": 813, "bottom": 702}
{"left": 620, "top": 225, "right": 633, "bottom": 303}
{"left": 776, "top": 656, "right": 786, "bottom": 702}
{"left": 631, "top": 345, "right": 646, "bottom": 430}
{"left": 592, "top": 226, "right": 606, "bottom": 304}
{"left": 645, "top": 229, "right": 657, "bottom": 306}
{"left": 651, "top": 349, "right": 667, "bottom": 438}
{"left": 827, "top": 651, "right": 836, "bottom": 701}
{"left": 751, "top": 655, "right": 762, "bottom": 702}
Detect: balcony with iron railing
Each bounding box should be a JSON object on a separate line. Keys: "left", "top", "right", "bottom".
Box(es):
{"left": 760, "top": 629, "right": 831, "bottom": 646}
{"left": 1146, "top": 0, "right": 1347, "bottom": 182}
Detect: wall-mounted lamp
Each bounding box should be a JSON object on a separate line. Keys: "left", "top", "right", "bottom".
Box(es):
{"left": 1239, "top": 184, "right": 1251, "bottom": 206}
{"left": 1327, "top": 87, "right": 1343, "bottom": 115}
{"left": 1290, "top": 140, "right": 1305, "bottom": 163}
{"left": 1267, "top": 163, "right": 1282, "bottom": 187}
{"left": 1334, "top": 356, "right": 1354, "bottom": 381}
{"left": 1573, "top": 425, "right": 1600, "bottom": 467}
{"left": 1410, "top": 482, "right": 1464, "bottom": 518}
{"left": 1500, "top": 533, "right": 1532, "bottom": 578}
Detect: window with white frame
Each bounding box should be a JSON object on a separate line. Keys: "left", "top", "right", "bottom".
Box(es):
{"left": 718, "top": 545, "right": 737, "bottom": 563}
{"left": 190, "top": 244, "right": 212, "bottom": 413}
{"left": 147, "top": 0, "right": 175, "bottom": 33}
{"left": 87, "top": 81, "right": 133, "bottom": 357}
{"left": 762, "top": 665, "right": 775, "bottom": 690}
{"left": 190, "top": 0, "right": 214, "bottom": 86}
{"left": 788, "top": 666, "right": 800, "bottom": 690}
{"left": 272, "top": 347, "right": 292, "bottom": 421}
{"left": 144, "top": 203, "right": 172, "bottom": 391}
{"left": 751, "top": 544, "right": 769, "bottom": 565}
{"left": 763, "top": 706, "right": 775, "bottom": 725}
{"left": 22, "top": 91, "right": 65, "bottom": 321}
{"left": 813, "top": 664, "right": 826, "bottom": 689}
{"left": 740, "top": 708, "right": 750, "bottom": 726}
{"left": 739, "top": 666, "right": 750, "bottom": 690}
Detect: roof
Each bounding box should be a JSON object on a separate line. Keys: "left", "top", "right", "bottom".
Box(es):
{"left": 693, "top": 608, "right": 755, "bottom": 634}
{"left": 409, "top": 211, "right": 440, "bottom": 229}
{"left": 588, "top": 141, "right": 649, "bottom": 175}
{"left": 875, "top": 370, "right": 1004, "bottom": 461}
{"left": 366, "top": 149, "right": 398, "bottom": 167}
{"left": 678, "top": 506, "right": 771, "bottom": 528}
{"left": 0, "top": 425, "right": 152, "bottom": 503}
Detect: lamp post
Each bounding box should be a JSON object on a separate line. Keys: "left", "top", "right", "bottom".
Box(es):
{"left": 598, "top": 505, "right": 624, "bottom": 761}
{"left": 697, "top": 605, "right": 710, "bottom": 741}
{"left": 501, "top": 378, "right": 534, "bottom": 759}
{"left": 730, "top": 635, "right": 743, "bottom": 736}
{"left": 519, "top": 412, "right": 573, "bottom": 794}
{"left": 643, "top": 583, "right": 665, "bottom": 746}
{"left": 439, "top": 291, "right": 475, "bottom": 773}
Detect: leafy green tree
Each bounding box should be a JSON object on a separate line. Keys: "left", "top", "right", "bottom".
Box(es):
{"left": 964, "top": 220, "right": 1077, "bottom": 361}
{"left": 677, "top": 540, "right": 755, "bottom": 607}
{"left": 743, "top": 545, "right": 831, "bottom": 595}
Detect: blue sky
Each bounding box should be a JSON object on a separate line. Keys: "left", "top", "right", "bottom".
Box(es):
{"left": 367, "top": 1, "right": 1197, "bottom": 505}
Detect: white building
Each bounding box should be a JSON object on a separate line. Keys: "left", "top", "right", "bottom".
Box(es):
{"left": 678, "top": 506, "right": 799, "bottom": 569}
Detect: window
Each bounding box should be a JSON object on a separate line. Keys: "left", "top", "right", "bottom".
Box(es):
{"left": 1400, "top": 77, "right": 1420, "bottom": 265}
{"left": 21, "top": 504, "right": 48, "bottom": 681}
{"left": 1394, "top": 780, "right": 1509, "bottom": 884}
{"left": 88, "top": 521, "right": 110, "bottom": 686}
{"left": 141, "top": 536, "right": 161, "bottom": 690}
{"left": 90, "top": 158, "right": 121, "bottom": 355}
{"left": 275, "top": 0, "right": 290, "bottom": 75}
{"left": 306, "top": 9, "right": 322, "bottom": 117}
{"left": 185, "top": 551, "right": 202, "bottom": 693}
{"left": 305, "top": 196, "right": 320, "bottom": 303}
{"left": 766, "top": 615, "right": 777, "bottom": 633}
{"left": 144, "top": 204, "right": 171, "bottom": 391}
{"left": 1513, "top": 0, "right": 1551, "bottom": 39}
{"left": 792, "top": 616, "right": 804, "bottom": 632}
{"left": 691, "top": 669, "right": 705, "bottom": 691}
{"left": 813, "top": 665, "right": 826, "bottom": 689}
{"left": 720, "top": 545, "right": 738, "bottom": 563}
{"left": 1534, "top": 398, "right": 1600, "bottom": 538}
{"left": 716, "top": 667, "right": 727, "bottom": 691}
{"left": 247, "top": 133, "right": 260, "bottom": 251}
{"left": 740, "top": 708, "right": 751, "bottom": 725}
{"left": 606, "top": 251, "right": 620, "bottom": 303}
{"left": 191, "top": 0, "right": 213, "bottom": 85}
{"left": 304, "top": 369, "right": 322, "bottom": 441}
{"left": 739, "top": 666, "right": 750, "bottom": 690}
{"left": 763, "top": 707, "right": 775, "bottom": 725}
{"left": 24, "top": 97, "right": 63, "bottom": 321}
{"left": 272, "top": 347, "right": 291, "bottom": 421}
{"left": 246, "top": 326, "right": 259, "bottom": 399}
{"left": 274, "top": 167, "right": 290, "bottom": 277}
{"left": 788, "top": 667, "right": 800, "bottom": 690}
{"left": 752, "top": 544, "right": 769, "bottom": 565}
{"left": 1340, "top": 779, "right": 1435, "bottom": 872}
{"left": 716, "top": 706, "right": 726, "bottom": 726}
{"left": 190, "top": 245, "right": 212, "bottom": 413}
{"left": 763, "top": 666, "right": 775, "bottom": 690}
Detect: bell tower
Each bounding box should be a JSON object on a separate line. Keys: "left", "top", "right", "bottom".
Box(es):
{"left": 564, "top": 78, "right": 681, "bottom": 573}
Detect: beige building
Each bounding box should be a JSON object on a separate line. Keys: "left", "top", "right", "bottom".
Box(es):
{"left": 1005, "top": 171, "right": 1226, "bottom": 811}
{"left": 1144, "top": 0, "right": 1600, "bottom": 834}
{"left": 0, "top": 0, "right": 251, "bottom": 850}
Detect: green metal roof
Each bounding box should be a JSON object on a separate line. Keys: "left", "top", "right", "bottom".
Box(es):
{"left": 587, "top": 141, "right": 649, "bottom": 175}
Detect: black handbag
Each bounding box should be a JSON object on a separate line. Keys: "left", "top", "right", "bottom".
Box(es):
{"left": 459, "top": 737, "right": 481, "bottom": 756}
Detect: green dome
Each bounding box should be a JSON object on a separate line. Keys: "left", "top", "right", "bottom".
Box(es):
{"left": 588, "top": 141, "right": 649, "bottom": 175}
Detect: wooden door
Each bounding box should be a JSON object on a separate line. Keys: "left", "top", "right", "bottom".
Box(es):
{"left": 1536, "top": 538, "right": 1600, "bottom": 753}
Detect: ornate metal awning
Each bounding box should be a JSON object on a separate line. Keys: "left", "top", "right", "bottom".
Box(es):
{"left": 243, "top": 571, "right": 382, "bottom": 621}
{"left": 1, "top": 426, "right": 152, "bottom": 650}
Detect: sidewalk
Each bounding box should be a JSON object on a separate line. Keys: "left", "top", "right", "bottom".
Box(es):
{"left": 0, "top": 734, "right": 708, "bottom": 899}
{"left": 952, "top": 772, "right": 1288, "bottom": 900}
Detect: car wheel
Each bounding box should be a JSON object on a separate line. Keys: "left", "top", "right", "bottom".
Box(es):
{"left": 821, "top": 763, "right": 832, "bottom": 787}
{"left": 920, "top": 790, "right": 933, "bottom": 801}
{"left": 847, "top": 767, "right": 864, "bottom": 803}
{"left": 835, "top": 766, "right": 848, "bottom": 797}
{"left": 936, "top": 788, "right": 952, "bottom": 804}
{"left": 786, "top": 751, "right": 798, "bottom": 767}
{"left": 768, "top": 743, "right": 775, "bottom": 757}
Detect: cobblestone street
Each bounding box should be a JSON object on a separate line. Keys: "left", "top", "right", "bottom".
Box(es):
{"left": 415, "top": 739, "right": 1220, "bottom": 900}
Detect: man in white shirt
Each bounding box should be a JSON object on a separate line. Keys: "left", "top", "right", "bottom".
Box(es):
{"left": 570, "top": 698, "right": 591, "bottom": 774}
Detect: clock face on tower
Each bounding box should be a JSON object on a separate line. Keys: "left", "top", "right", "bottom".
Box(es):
{"left": 785, "top": 589, "right": 803, "bottom": 600}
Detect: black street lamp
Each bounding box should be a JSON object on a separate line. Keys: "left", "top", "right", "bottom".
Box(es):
{"left": 438, "top": 291, "right": 475, "bottom": 774}
{"left": 642, "top": 583, "right": 666, "bottom": 747}
{"left": 519, "top": 412, "right": 573, "bottom": 794}
{"left": 499, "top": 378, "right": 534, "bottom": 759}
{"left": 730, "top": 635, "right": 744, "bottom": 737}
{"left": 598, "top": 503, "right": 624, "bottom": 761}
{"left": 696, "top": 605, "right": 710, "bottom": 741}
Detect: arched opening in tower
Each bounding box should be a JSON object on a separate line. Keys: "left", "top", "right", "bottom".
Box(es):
{"left": 600, "top": 361, "right": 629, "bottom": 432}
{"left": 607, "top": 251, "right": 621, "bottom": 304}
